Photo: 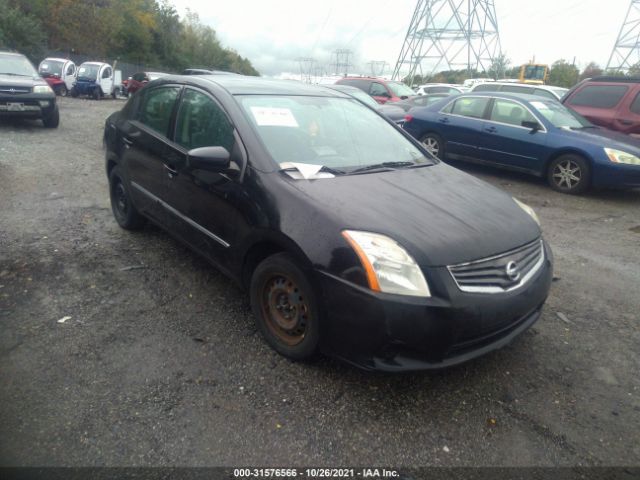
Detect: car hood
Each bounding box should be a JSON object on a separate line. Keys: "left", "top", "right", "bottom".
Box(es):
{"left": 285, "top": 163, "right": 541, "bottom": 266}
{"left": 0, "top": 73, "right": 46, "bottom": 87}
{"left": 559, "top": 126, "right": 640, "bottom": 154}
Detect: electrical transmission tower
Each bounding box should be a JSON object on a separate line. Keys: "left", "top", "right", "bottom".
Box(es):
{"left": 607, "top": 0, "right": 640, "bottom": 73}
{"left": 332, "top": 49, "right": 353, "bottom": 76}
{"left": 367, "top": 60, "right": 389, "bottom": 76}
{"left": 392, "top": 0, "right": 502, "bottom": 84}
{"left": 296, "top": 57, "right": 315, "bottom": 83}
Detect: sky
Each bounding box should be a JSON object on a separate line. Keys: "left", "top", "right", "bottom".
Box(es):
{"left": 171, "top": 0, "right": 631, "bottom": 79}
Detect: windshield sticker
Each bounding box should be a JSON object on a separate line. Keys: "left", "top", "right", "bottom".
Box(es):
{"left": 251, "top": 107, "right": 299, "bottom": 127}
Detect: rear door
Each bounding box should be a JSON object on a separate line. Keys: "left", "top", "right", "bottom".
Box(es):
{"left": 614, "top": 87, "right": 640, "bottom": 134}
{"left": 437, "top": 96, "right": 490, "bottom": 159}
{"left": 122, "top": 85, "right": 181, "bottom": 225}
{"left": 162, "top": 87, "right": 242, "bottom": 266}
{"left": 564, "top": 84, "right": 629, "bottom": 130}
{"left": 478, "top": 98, "right": 548, "bottom": 173}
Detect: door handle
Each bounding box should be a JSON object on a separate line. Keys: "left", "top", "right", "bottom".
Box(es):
{"left": 619, "top": 119, "right": 633, "bottom": 125}
{"left": 122, "top": 136, "right": 134, "bottom": 145}
{"left": 484, "top": 126, "right": 497, "bottom": 133}
{"left": 438, "top": 117, "right": 450, "bottom": 124}
{"left": 164, "top": 163, "right": 178, "bottom": 177}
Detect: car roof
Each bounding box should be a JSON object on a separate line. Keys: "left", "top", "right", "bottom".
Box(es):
{"left": 159, "top": 74, "right": 350, "bottom": 97}
{"left": 0, "top": 51, "right": 27, "bottom": 58}
{"left": 473, "top": 82, "right": 566, "bottom": 92}
{"left": 457, "top": 91, "right": 556, "bottom": 102}
{"left": 80, "top": 62, "right": 108, "bottom": 66}
{"left": 41, "top": 57, "right": 71, "bottom": 63}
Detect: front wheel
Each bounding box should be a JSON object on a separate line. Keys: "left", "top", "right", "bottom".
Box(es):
{"left": 108, "top": 166, "right": 146, "bottom": 230}
{"left": 59, "top": 85, "right": 68, "bottom": 97}
{"left": 42, "top": 106, "right": 59, "bottom": 128}
{"left": 92, "top": 88, "right": 101, "bottom": 100}
{"left": 420, "top": 132, "right": 445, "bottom": 160}
{"left": 70, "top": 87, "right": 79, "bottom": 98}
{"left": 250, "top": 253, "right": 321, "bottom": 360}
{"left": 547, "top": 154, "right": 590, "bottom": 194}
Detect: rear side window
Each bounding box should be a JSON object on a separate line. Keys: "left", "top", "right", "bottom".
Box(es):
{"left": 450, "top": 97, "right": 490, "bottom": 118}
{"left": 472, "top": 83, "right": 497, "bottom": 92}
{"left": 138, "top": 86, "right": 180, "bottom": 136}
{"left": 629, "top": 92, "right": 640, "bottom": 114}
{"left": 175, "top": 89, "right": 234, "bottom": 151}
{"left": 569, "top": 85, "right": 628, "bottom": 108}
{"left": 501, "top": 85, "right": 532, "bottom": 95}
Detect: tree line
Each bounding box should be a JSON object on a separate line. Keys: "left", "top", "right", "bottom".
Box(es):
{"left": 407, "top": 56, "right": 634, "bottom": 89}
{"left": 0, "top": 0, "right": 259, "bottom": 76}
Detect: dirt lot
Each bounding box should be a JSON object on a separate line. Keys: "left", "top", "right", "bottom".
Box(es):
{"left": 0, "top": 97, "right": 639, "bottom": 467}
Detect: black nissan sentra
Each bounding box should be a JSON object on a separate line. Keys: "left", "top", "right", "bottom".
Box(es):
{"left": 104, "top": 75, "right": 553, "bottom": 371}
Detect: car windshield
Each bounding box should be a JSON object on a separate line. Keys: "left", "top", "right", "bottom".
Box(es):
{"left": 0, "top": 53, "right": 38, "bottom": 77}
{"left": 387, "top": 81, "right": 416, "bottom": 97}
{"left": 530, "top": 100, "right": 592, "bottom": 129}
{"left": 39, "top": 60, "right": 64, "bottom": 77}
{"left": 238, "top": 95, "right": 431, "bottom": 172}
{"left": 77, "top": 64, "right": 99, "bottom": 81}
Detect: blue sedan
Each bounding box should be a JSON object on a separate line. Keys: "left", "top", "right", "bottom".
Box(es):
{"left": 403, "top": 92, "right": 640, "bottom": 194}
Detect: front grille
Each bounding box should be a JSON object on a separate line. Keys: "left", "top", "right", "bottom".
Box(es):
{"left": 0, "top": 86, "right": 32, "bottom": 94}
{"left": 448, "top": 239, "right": 544, "bottom": 294}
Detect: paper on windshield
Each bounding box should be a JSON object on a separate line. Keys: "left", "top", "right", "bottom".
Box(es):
{"left": 250, "top": 107, "right": 299, "bottom": 127}
{"left": 279, "top": 162, "right": 334, "bottom": 180}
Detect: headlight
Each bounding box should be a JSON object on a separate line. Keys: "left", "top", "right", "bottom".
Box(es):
{"left": 33, "top": 85, "right": 53, "bottom": 94}
{"left": 604, "top": 148, "right": 640, "bottom": 165}
{"left": 513, "top": 198, "right": 540, "bottom": 226}
{"left": 342, "top": 230, "right": 431, "bottom": 297}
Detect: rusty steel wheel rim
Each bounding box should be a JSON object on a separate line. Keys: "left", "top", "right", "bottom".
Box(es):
{"left": 260, "top": 273, "right": 309, "bottom": 346}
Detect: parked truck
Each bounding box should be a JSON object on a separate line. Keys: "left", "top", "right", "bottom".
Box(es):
{"left": 38, "top": 57, "right": 77, "bottom": 97}
{"left": 70, "top": 61, "right": 122, "bottom": 100}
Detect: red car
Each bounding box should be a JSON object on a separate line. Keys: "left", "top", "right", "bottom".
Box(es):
{"left": 335, "top": 76, "right": 416, "bottom": 104}
{"left": 125, "top": 71, "right": 168, "bottom": 95}
{"left": 562, "top": 76, "right": 640, "bottom": 135}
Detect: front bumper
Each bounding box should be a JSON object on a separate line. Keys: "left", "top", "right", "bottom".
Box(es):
{"left": 592, "top": 161, "right": 640, "bottom": 189}
{"left": 0, "top": 93, "right": 56, "bottom": 119}
{"left": 317, "top": 240, "right": 553, "bottom": 372}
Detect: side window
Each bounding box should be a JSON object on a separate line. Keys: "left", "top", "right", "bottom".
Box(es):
{"left": 501, "top": 85, "right": 531, "bottom": 94}
{"left": 369, "top": 82, "right": 388, "bottom": 97}
{"left": 138, "top": 86, "right": 180, "bottom": 136}
{"left": 472, "top": 83, "right": 496, "bottom": 92}
{"left": 533, "top": 89, "right": 557, "bottom": 100}
{"left": 102, "top": 67, "right": 112, "bottom": 79}
{"left": 629, "top": 92, "right": 640, "bottom": 115}
{"left": 133, "top": 73, "right": 145, "bottom": 82}
{"left": 451, "top": 97, "right": 490, "bottom": 118}
{"left": 174, "top": 89, "right": 234, "bottom": 151}
{"left": 489, "top": 99, "right": 537, "bottom": 127}
{"left": 66, "top": 64, "right": 75, "bottom": 76}
{"left": 569, "top": 85, "right": 628, "bottom": 108}
{"left": 440, "top": 100, "right": 455, "bottom": 114}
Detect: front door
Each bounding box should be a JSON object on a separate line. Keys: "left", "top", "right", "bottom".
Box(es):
{"left": 162, "top": 87, "right": 241, "bottom": 266}
{"left": 100, "top": 65, "right": 113, "bottom": 96}
{"left": 123, "top": 85, "right": 181, "bottom": 225}
{"left": 64, "top": 62, "right": 76, "bottom": 90}
{"left": 477, "top": 98, "right": 548, "bottom": 173}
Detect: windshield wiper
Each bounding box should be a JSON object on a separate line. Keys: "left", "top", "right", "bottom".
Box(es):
{"left": 0, "top": 72, "right": 32, "bottom": 77}
{"left": 347, "top": 161, "right": 416, "bottom": 174}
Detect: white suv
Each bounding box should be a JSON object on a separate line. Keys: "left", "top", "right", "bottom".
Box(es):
{"left": 470, "top": 82, "right": 568, "bottom": 100}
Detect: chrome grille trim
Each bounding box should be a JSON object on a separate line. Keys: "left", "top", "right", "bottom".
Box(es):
{"left": 448, "top": 239, "right": 545, "bottom": 294}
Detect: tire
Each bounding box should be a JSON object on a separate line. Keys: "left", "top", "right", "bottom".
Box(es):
{"left": 59, "top": 85, "right": 68, "bottom": 97}
{"left": 42, "top": 106, "right": 60, "bottom": 128}
{"left": 70, "top": 87, "right": 79, "bottom": 98}
{"left": 250, "top": 253, "right": 321, "bottom": 360}
{"left": 547, "top": 154, "right": 591, "bottom": 194}
{"left": 420, "top": 132, "right": 445, "bottom": 160}
{"left": 108, "top": 166, "right": 146, "bottom": 230}
{"left": 92, "top": 88, "right": 101, "bottom": 100}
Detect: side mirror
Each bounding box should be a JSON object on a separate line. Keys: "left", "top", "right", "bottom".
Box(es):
{"left": 522, "top": 120, "right": 541, "bottom": 131}
{"left": 187, "top": 146, "right": 231, "bottom": 171}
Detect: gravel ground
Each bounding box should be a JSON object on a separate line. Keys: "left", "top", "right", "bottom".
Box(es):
{"left": 0, "top": 97, "right": 639, "bottom": 467}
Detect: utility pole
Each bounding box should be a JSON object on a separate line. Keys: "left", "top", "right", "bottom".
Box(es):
{"left": 392, "top": 0, "right": 502, "bottom": 85}
{"left": 606, "top": 0, "right": 640, "bottom": 73}
{"left": 295, "top": 57, "right": 315, "bottom": 84}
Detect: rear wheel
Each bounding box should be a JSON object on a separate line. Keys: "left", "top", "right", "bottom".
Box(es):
{"left": 547, "top": 154, "right": 590, "bottom": 194}
{"left": 70, "top": 87, "right": 79, "bottom": 98}
{"left": 250, "top": 253, "right": 321, "bottom": 360}
{"left": 420, "top": 132, "right": 445, "bottom": 159}
{"left": 108, "top": 166, "right": 146, "bottom": 230}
